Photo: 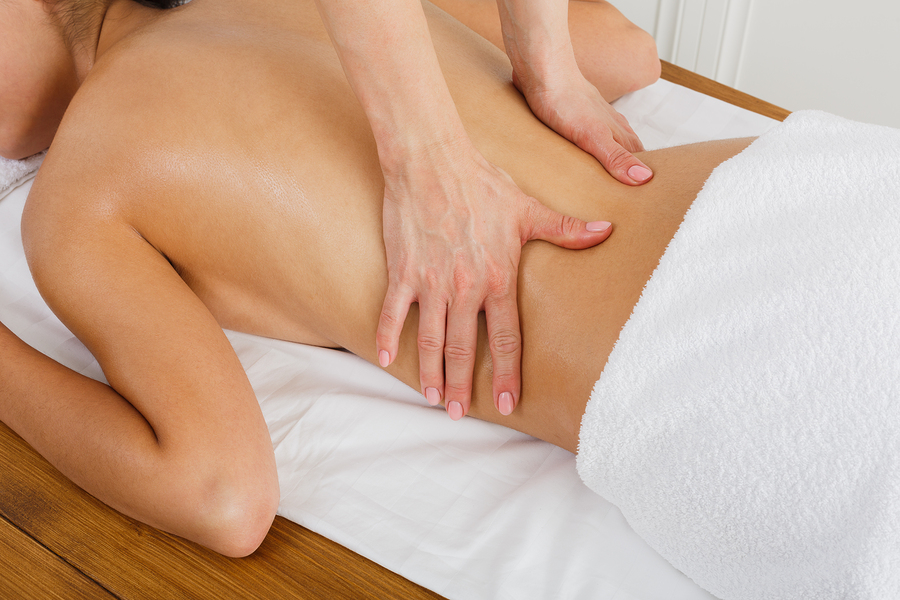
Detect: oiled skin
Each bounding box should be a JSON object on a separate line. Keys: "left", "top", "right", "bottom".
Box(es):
{"left": 23, "top": 0, "right": 750, "bottom": 457}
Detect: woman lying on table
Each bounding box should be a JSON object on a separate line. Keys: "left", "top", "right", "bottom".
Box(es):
{"left": 1, "top": 0, "right": 897, "bottom": 598}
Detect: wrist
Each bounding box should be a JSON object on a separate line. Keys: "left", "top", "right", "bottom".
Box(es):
{"left": 509, "top": 42, "right": 581, "bottom": 96}
{"left": 375, "top": 117, "right": 474, "bottom": 181}
{"left": 498, "top": 0, "right": 579, "bottom": 93}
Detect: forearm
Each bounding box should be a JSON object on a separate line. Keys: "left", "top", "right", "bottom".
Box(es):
{"left": 0, "top": 324, "right": 159, "bottom": 498}
{"left": 0, "top": 324, "right": 272, "bottom": 556}
{"left": 312, "top": 0, "right": 470, "bottom": 169}
{"left": 496, "top": 0, "right": 579, "bottom": 87}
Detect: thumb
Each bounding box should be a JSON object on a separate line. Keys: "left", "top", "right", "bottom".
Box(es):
{"left": 589, "top": 137, "right": 654, "bottom": 187}
{"left": 524, "top": 201, "right": 613, "bottom": 249}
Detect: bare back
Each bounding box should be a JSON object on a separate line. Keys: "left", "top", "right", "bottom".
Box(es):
{"left": 23, "top": 0, "right": 751, "bottom": 453}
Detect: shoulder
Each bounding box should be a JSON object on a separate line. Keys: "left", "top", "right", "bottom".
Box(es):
{"left": 23, "top": 24, "right": 225, "bottom": 229}
{"left": 20, "top": 38, "right": 182, "bottom": 287}
{"left": 21, "top": 7, "right": 287, "bottom": 264}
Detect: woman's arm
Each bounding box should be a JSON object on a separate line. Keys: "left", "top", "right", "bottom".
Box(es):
{"left": 496, "top": 0, "right": 654, "bottom": 184}
{"left": 431, "top": 0, "right": 661, "bottom": 102}
{"left": 15, "top": 176, "right": 279, "bottom": 557}
{"left": 312, "top": 0, "right": 612, "bottom": 421}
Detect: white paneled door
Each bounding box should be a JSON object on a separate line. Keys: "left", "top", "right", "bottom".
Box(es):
{"left": 615, "top": 0, "right": 751, "bottom": 85}
{"left": 615, "top": 0, "right": 900, "bottom": 127}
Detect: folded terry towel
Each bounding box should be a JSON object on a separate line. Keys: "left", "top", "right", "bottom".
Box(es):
{"left": 0, "top": 153, "right": 44, "bottom": 199}
{"left": 577, "top": 111, "right": 900, "bottom": 599}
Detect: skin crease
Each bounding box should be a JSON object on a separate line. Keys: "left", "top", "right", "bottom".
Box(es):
{"left": 2, "top": 0, "right": 751, "bottom": 555}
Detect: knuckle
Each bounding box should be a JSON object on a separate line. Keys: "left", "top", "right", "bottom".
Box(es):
{"left": 489, "top": 330, "right": 521, "bottom": 361}
{"left": 443, "top": 380, "right": 472, "bottom": 398}
{"left": 485, "top": 266, "right": 514, "bottom": 296}
{"left": 444, "top": 342, "right": 476, "bottom": 363}
{"left": 604, "top": 147, "right": 633, "bottom": 172}
{"left": 557, "top": 214, "right": 582, "bottom": 238}
{"left": 379, "top": 309, "right": 404, "bottom": 330}
{"left": 424, "top": 269, "right": 444, "bottom": 292}
{"left": 452, "top": 268, "right": 477, "bottom": 296}
{"left": 417, "top": 333, "right": 444, "bottom": 354}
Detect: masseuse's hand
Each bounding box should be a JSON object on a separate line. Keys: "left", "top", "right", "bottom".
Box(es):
{"left": 377, "top": 139, "right": 612, "bottom": 420}
{"left": 313, "top": 0, "right": 612, "bottom": 419}
{"left": 497, "top": 0, "right": 653, "bottom": 186}
{"left": 513, "top": 67, "right": 651, "bottom": 185}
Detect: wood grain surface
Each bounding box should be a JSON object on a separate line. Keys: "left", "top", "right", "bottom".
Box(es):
{"left": 660, "top": 60, "right": 792, "bottom": 122}
{"left": 0, "top": 515, "right": 118, "bottom": 600}
{"left": 0, "top": 422, "right": 444, "bottom": 600}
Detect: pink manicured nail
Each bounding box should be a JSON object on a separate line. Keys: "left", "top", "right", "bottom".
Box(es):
{"left": 425, "top": 387, "right": 441, "bottom": 406}
{"left": 447, "top": 401, "right": 464, "bottom": 421}
{"left": 627, "top": 165, "right": 653, "bottom": 182}
{"left": 379, "top": 350, "right": 390, "bottom": 368}
{"left": 498, "top": 392, "right": 515, "bottom": 416}
{"left": 586, "top": 221, "right": 611, "bottom": 233}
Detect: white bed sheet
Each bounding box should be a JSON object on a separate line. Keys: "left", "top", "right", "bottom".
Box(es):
{"left": 0, "top": 79, "right": 776, "bottom": 600}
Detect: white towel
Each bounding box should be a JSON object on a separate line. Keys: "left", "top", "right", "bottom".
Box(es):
{"left": 577, "top": 111, "right": 900, "bottom": 599}
{"left": 0, "top": 153, "right": 43, "bottom": 199}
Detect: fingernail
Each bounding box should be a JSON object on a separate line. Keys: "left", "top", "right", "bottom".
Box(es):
{"left": 379, "top": 350, "right": 390, "bottom": 368}
{"left": 627, "top": 165, "right": 653, "bottom": 183}
{"left": 498, "top": 392, "right": 515, "bottom": 416}
{"left": 447, "top": 401, "right": 464, "bottom": 421}
{"left": 425, "top": 387, "right": 441, "bottom": 406}
{"left": 586, "top": 221, "right": 611, "bottom": 233}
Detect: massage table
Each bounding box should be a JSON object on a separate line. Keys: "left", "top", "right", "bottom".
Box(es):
{"left": 0, "top": 62, "right": 787, "bottom": 599}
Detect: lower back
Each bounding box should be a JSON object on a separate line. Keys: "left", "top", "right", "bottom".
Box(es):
{"left": 44, "top": 0, "right": 753, "bottom": 451}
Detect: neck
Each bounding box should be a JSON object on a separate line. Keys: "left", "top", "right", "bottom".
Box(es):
{"left": 67, "top": 0, "right": 158, "bottom": 83}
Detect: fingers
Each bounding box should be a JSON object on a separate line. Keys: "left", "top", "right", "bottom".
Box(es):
{"left": 525, "top": 201, "right": 613, "bottom": 249}
{"left": 527, "top": 78, "right": 653, "bottom": 186}
{"left": 406, "top": 281, "right": 524, "bottom": 421}
{"left": 416, "top": 296, "right": 447, "bottom": 407}
{"left": 588, "top": 108, "right": 652, "bottom": 185}
{"left": 376, "top": 282, "right": 415, "bottom": 369}
{"left": 484, "top": 290, "right": 521, "bottom": 417}
{"left": 442, "top": 289, "right": 480, "bottom": 421}
{"left": 613, "top": 115, "right": 646, "bottom": 154}
{"left": 377, "top": 148, "right": 543, "bottom": 422}
{"left": 587, "top": 132, "right": 654, "bottom": 187}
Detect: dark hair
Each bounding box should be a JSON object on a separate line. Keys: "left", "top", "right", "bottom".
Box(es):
{"left": 131, "top": 0, "right": 187, "bottom": 8}
{"left": 47, "top": 0, "right": 186, "bottom": 57}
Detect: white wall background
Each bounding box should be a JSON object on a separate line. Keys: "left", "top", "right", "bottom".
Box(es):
{"left": 616, "top": 0, "right": 900, "bottom": 128}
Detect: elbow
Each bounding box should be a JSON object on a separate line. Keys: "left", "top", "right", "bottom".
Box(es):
{"left": 169, "top": 458, "right": 280, "bottom": 558}
{"left": 203, "top": 486, "right": 280, "bottom": 558}
{"left": 588, "top": 23, "right": 662, "bottom": 102}
{"left": 628, "top": 27, "right": 662, "bottom": 93}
